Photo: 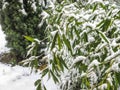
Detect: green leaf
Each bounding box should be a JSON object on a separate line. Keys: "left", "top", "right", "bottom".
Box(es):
{"left": 56, "top": 13, "right": 62, "bottom": 24}
{"left": 36, "top": 83, "right": 42, "bottom": 90}
{"left": 43, "top": 85, "right": 47, "bottom": 90}
{"left": 51, "top": 31, "right": 58, "bottom": 50}
{"left": 74, "top": 26, "right": 80, "bottom": 39}
{"left": 24, "top": 36, "right": 34, "bottom": 42}
{"left": 96, "top": 20, "right": 104, "bottom": 27}
{"left": 68, "top": 16, "right": 75, "bottom": 23}
{"left": 34, "top": 79, "right": 41, "bottom": 86}
{"left": 98, "top": 31, "right": 109, "bottom": 43}
{"left": 42, "top": 68, "right": 49, "bottom": 78}
{"left": 57, "top": 34, "right": 62, "bottom": 50}
{"left": 99, "top": 3, "right": 106, "bottom": 10}
{"left": 92, "top": 3, "right": 98, "bottom": 12}
{"left": 57, "top": 55, "right": 64, "bottom": 72}
{"left": 84, "top": 32, "right": 88, "bottom": 42}
{"left": 62, "top": 34, "right": 73, "bottom": 55}
{"left": 44, "top": 0, "right": 47, "bottom": 6}
{"left": 102, "top": 19, "right": 112, "bottom": 31}
{"left": 97, "top": 31, "right": 109, "bottom": 43}
{"left": 50, "top": 70, "right": 59, "bottom": 83}
{"left": 56, "top": 55, "right": 62, "bottom": 70}
{"left": 115, "top": 72, "right": 120, "bottom": 85}
{"left": 53, "top": 53, "right": 62, "bottom": 71}
{"left": 58, "top": 56, "right": 68, "bottom": 69}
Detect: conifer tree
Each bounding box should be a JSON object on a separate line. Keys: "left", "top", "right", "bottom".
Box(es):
{"left": 0, "top": 0, "right": 46, "bottom": 61}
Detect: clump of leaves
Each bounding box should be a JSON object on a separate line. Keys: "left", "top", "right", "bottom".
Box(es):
{"left": 44, "top": 0, "right": 120, "bottom": 90}
{"left": 24, "top": 0, "right": 120, "bottom": 90}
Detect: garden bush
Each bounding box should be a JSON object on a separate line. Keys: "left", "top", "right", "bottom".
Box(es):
{"left": 0, "top": 0, "right": 47, "bottom": 61}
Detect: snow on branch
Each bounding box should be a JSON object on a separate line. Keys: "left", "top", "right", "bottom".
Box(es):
{"left": 105, "top": 50, "right": 120, "bottom": 61}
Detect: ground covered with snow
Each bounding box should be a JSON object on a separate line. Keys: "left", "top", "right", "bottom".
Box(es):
{"left": 0, "top": 63, "right": 39, "bottom": 90}
{"left": 0, "top": 62, "right": 57, "bottom": 90}
{"left": 0, "top": 26, "right": 57, "bottom": 90}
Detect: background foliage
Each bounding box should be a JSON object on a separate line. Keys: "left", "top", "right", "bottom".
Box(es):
{"left": 0, "top": 0, "right": 47, "bottom": 61}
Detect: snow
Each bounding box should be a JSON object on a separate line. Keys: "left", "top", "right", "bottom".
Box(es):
{"left": 2, "top": 2, "right": 9, "bottom": 9}
{"left": 0, "top": 25, "right": 57, "bottom": 90}
{"left": 32, "top": 2, "right": 37, "bottom": 11}
{"left": 0, "top": 26, "right": 9, "bottom": 53}
{"left": 0, "top": 63, "right": 38, "bottom": 90}
{"left": 105, "top": 50, "right": 120, "bottom": 61}
{"left": 73, "top": 56, "right": 86, "bottom": 65}
{"left": 88, "top": 0, "right": 104, "bottom": 4}
{"left": 19, "top": 9, "right": 27, "bottom": 15}
{"left": 0, "top": 63, "right": 57, "bottom": 90}
{"left": 19, "top": 0, "right": 27, "bottom": 15}
{"left": 38, "top": 11, "right": 49, "bottom": 28}
{"left": 111, "top": 63, "right": 120, "bottom": 72}
{"left": 88, "top": 60, "right": 100, "bottom": 69}
{"left": 98, "top": 83, "right": 108, "bottom": 90}
{"left": 87, "top": 71, "right": 98, "bottom": 84}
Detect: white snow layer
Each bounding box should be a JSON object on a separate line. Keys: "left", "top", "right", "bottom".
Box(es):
{"left": 0, "top": 26, "right": 9, "bottom": 53}
{"left": 0, "top": 63, "right": 57, "bottom": 90}
{"left": 0, "top": 25, "right": 57, "bottom": 90}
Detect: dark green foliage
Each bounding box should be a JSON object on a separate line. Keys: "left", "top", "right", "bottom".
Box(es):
{"left": 0, "top": 0, "right": 47, "bottom": 61}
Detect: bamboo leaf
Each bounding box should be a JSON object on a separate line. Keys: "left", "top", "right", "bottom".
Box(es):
{"left": 50, "top": 70, "right": 59, "bottom": 83}
{"left": 24, "top": 36, "right": 34, "bottom": 42}
{"left": 84, "top": 32, "right": 88, "bottom": 42}
{"left": 42, "top": 68, "right": 49, "bottom": 78}
{"left": 36, "top": 83, "right": 42, "bottom": 90}
{"left": 57, "top": 34, "right": 62, "bottom": 50}
{"left": 34, "top": 79, "right": 41, "bottom": 86}
{"left": 92, "top": 3, "right": 98, "bottom": 12}
{"left": 102, "top": 19, "right": 112, "bottom": 31}
{"left": 97, "top": 31, "right": 109, "bottom": 43}
{"left": 62, "top": 34, "right": 73, "bottom": 54}
{"left": 51, "top": 31, "right": 58, "bottom": 50}
{"left": 58, "top": 56, "right": 68, "bottom": 69}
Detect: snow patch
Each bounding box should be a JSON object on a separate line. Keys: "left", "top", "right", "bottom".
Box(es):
{"left": 0, "top": 25, "right": 9, "bottom": 54}
{"left": 0, "top": 63, "right": 57, "bottom": 90}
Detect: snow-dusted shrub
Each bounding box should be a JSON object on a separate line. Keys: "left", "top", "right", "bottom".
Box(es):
{"left": 23, "top": 0, "right": 120, "bottom": 90}
{"left": 42, "top": 0, "right": 120, "bottom": 90}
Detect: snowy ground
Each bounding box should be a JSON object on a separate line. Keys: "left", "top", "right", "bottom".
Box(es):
{"left": 0, "top": 25, "right": 57, "bottom": 90}
{"left": 0, "top": 63, "right": 57, "bottom": 90}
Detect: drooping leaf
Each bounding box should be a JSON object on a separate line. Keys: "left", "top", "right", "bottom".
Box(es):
{"left": 50, "top": 70, "right": 59, "bottom": 83}
{"left": 97, "top": 31, "right": 109, "bottom": 43}
{"left": 24, "top": 36, "right": 34, "bottom": 42}
{"left": 62, "top": 34, "right": 73, "bottom": 55}
{"left": 101, "top": 18, "right": 112, "bottom": 31}
{"left": 115, "top": 72, "right": 120, "bottom": 85}
{"left": 92, "top": 3, "right": 98, "bottom": 12}
{"left": 84, "top": 32, "right": 88, "bottom": 42}
{"left": 34, "top": 79, "right": 41, "bottom": 86}
{"left": 42, "top": 68, "right": 49, "bottom": 78}
{"left": 36, "top": 83, "right": 42, "bottom": 90}
{"left": 58, "top": 56, "right": 68, "bottom": 69}
{"left": 57, "top": 34, "right": 62, "bottom": 50}
{"left": 51, "top": 31, "right": 58, "bottom": 50}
